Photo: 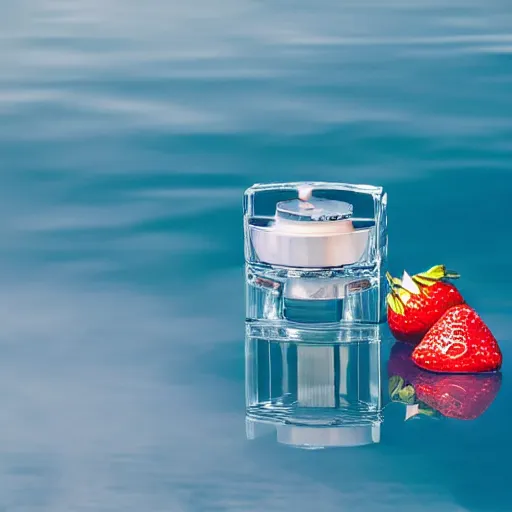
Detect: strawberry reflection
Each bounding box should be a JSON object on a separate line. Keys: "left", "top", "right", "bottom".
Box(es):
{"left": 388, "top": 342, "right": 502, "bottom": 421}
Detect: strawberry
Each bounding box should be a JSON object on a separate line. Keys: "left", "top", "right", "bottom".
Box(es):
{"left": 412, "top": 304, "right": 502, "bottom": 373}
{"left": 387, "top": 264, "right": 465, "bottom": 344}
{"left": 388, "top": 341, "right": 502, "bottom": 420}
{"left": 415, "top": 373, "right": 502, "bottom": 420}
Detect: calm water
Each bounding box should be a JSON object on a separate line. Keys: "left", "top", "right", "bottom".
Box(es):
{"left": 1, "top": 1, "right": 512, "bottom": 510}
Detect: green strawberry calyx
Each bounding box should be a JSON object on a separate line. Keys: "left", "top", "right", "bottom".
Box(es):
{"left": 412, "top": 264, "right": 460, "bottom": 287}
{"left": 386, "top": 264, "right": 460, "bottom": 316}
{"left": 388, "top": 375, "right": 439, "bottom": 419}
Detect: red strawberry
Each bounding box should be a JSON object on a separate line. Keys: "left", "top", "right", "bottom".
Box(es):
{"left": 412, "top": 304, "right": 502, "bottom": 373}
{"left": 387, "top": 264, "right": 465, "bottom": 344}
{"left": 415, "top": 373, "right": 502, "bottom": 420}
{"left": 387, "top": 341, "right": 502, "bottom": 420}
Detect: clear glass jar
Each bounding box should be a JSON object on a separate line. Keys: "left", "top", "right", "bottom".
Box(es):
{"left": 244, "top": 182, "right": 388, "bottom": 328}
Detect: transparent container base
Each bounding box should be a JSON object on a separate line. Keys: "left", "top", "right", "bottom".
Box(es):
{"left": 246, "top": 262, "right": 387, "bottom": 326}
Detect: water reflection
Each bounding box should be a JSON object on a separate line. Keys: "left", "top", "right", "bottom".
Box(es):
{"left": 245, "top": 323, "right": 383, "bottom": 449}
{"left": 388, "top": 342, "right": 502, "bottom": 421}
{"left": 245, "top": 324, "right": 503, "bottom": 452}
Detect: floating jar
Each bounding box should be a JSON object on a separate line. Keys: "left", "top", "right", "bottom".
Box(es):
{"left": 244, "top": 182, "right": 388, "bottom": 328}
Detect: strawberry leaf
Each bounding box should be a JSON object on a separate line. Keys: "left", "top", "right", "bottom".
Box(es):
{"left": 413, "top": 264, "right": 460, "bottom": 287}
{"left": 398, "top": 385, "right": 416, "bottom": 404}
{"left": 417, "top": 403, "right": 440, "bottom": 418}
{"left": 386, "top": 293, "right": 405, "bottom": 315}
{"left": 389, "top": 375, "right": 404, "bottom": 399}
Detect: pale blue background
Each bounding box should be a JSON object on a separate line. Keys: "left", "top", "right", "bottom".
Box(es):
{"left": 1, "top": 1, "right": 511, "bottom": 511}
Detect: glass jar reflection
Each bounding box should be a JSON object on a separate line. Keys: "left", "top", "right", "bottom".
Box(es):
{"left": 245, "top": 323, "right": 383, "bottom": 449}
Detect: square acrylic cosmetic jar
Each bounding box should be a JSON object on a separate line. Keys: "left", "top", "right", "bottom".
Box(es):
{"left": 244, "top": 182, "right": 388, "bottom": 326}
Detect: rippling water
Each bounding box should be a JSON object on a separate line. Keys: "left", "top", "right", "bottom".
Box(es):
{"left": 1, "top": 1, "right": 512, "bottom": 511}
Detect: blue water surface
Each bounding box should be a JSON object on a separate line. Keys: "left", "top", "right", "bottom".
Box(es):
{"left": 1, "top": 1, "right": 512, "bottom": 510}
